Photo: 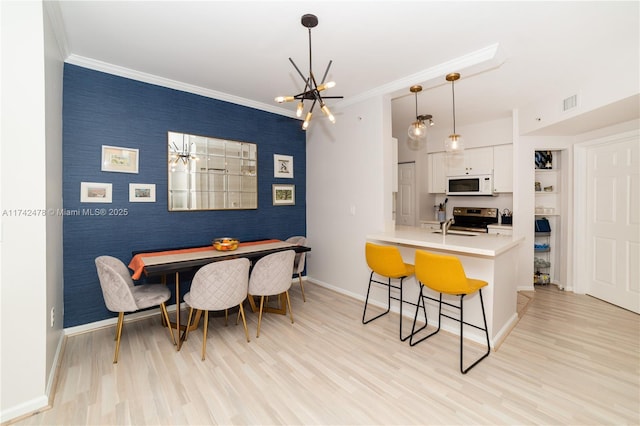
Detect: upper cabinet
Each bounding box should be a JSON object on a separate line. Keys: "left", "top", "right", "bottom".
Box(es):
{"left": 447, "top": 147, "right": 494, "bottom": 176}
{"left": 492, "top": 144, "right": 513, "bottom": 193}
{"left": 428, "top": 151, "right": 447, "bottom": 194}
{"left": 427, "top": 144, "right": 513, "bottom": 194}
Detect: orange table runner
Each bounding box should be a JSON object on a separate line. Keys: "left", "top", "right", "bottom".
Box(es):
{"left": 128, "top": 239, "right": 280, "bottom": 279}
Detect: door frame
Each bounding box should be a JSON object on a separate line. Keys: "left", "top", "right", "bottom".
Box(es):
{"left": 573, "top": 128, "right": 639, "bottom": 295}
{"left": 397, "top": 161, "right": 416, "bottom": 227}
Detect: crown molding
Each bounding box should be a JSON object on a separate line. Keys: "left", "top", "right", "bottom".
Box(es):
{"left": 43, "top": 0, "right": 70, "bottom": 59}
{"left": 64, "top": 54, "right": 298, "bottom": 119}
{"left": 64, "top": 44, "right": 504, "bottom": 120}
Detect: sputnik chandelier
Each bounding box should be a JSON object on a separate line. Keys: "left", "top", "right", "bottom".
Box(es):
{"left": 275, "top": 14, "right": 343, "bottom": 131}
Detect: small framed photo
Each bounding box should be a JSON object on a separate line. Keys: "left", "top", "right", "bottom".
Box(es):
{"left": 274, "top": 154, "right": 293, "bottom": 178}
{"left": 129, "top": 183, "right": 156, "bottom": 202}
{"left": 101, "top": 145, "right": 139, "bottom": 174}
{"left": 80, "top": 182, "right": 112, "bottom": 203}
{"left": 272, "top": 184, "right": 295, "bottom": 205}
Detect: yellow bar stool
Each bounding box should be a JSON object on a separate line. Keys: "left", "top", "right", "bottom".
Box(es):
{"left": 362, "top": 242, "right": 419, "bottom": 341}
{"left": 409, "top": 250, "right": 490, "bottom": 374}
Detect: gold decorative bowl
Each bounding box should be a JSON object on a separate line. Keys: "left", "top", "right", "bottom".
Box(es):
{"left": 213, "top": 238, "right": 239, "bottom": 251}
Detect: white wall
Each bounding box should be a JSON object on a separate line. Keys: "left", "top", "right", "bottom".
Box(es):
{"left": 43, "top": 0, "right": 65, "bottom": 402}
{"left": 306, "top": 95, "right": 392, "bottom": 300}
{"left": 519, "top": 64, "right": 639, "bottom": 135}
{"left": 0, "top": 1, "right": 65, "bottom": 421}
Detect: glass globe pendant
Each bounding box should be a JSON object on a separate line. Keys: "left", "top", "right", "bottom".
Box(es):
{"left": 444, "top": 73, "right": 465, "bottom": 154}
{"left": 408, "top": 120, "right": 427, "bottom": 141}
{"left": 407, "top": 85, "right": 432, "bottom": 151}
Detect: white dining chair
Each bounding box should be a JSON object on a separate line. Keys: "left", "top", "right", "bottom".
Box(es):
{"left": 95, "top": 255, "right": 176, "bottom": 363}
{"left": 248, "top": 250, "right": 296, "bottom": 337}
{"left": 286, "top": 236, "right": 307, "bottom": 302}
{"left": 183, "top": 258, "right": 251, "bottom": 360}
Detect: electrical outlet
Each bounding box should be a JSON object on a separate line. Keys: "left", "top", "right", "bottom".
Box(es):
{"left": 50, "top": 307, "right": 55, "bottom": 327}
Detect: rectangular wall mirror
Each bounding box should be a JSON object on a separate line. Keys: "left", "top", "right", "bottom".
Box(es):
{"left": 168, "top": 131, "right": 257, "bottom": 210}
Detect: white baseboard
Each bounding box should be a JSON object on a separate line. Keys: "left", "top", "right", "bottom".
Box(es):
{"left": 517, "top": 284, "right": 535, "bottom": 291}
{"left": 0, "top": 395, "right": 49, "bottom": 424}
{"left": 64, "top": 303, "right": 185, "bottom": 337}
{"left": 492, "top": 312, "right": 519, "bottom": 350}
{"left": 0, "top": 332, "right": 65, "bottom": 423}
{"left": 45, "top": 332, "right": 65, "bottom": 398}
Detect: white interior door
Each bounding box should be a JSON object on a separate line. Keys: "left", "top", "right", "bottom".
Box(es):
{"left": 585, "top": 137, "right": 639, "bottom": 313}
{"left": 397, "top": 162, "right": 416, "bottom": 226}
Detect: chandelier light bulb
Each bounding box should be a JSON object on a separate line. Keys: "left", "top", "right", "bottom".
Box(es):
{"left": 296, "top": 102, "right": 304, "bottom": 117}
{"left": 302, "top": 112, "right": 313, "bottom": 130}
{"left": 275, "top": 96, "right": 295, "bottom": 103}
{"left": 317, "top": 81, "right": 336, "bottom": 91}
{"left": 321, "top": 104, "right": 335, "bottom": 123}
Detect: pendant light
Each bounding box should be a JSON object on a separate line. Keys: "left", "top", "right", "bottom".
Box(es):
{"left": 444, "top": 72, "right": 464, "bottom": 153}
{"left": 407, "top": 85, "right": 434, "bottom": 151}
{"left": 275, "top": 14, "right": 343, "bottom": 131}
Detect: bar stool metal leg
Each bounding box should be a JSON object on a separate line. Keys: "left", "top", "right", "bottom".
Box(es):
{"left": 362, "top": 271, "right": 391, "bottom": 324}
{"left": 409, "top": 287, "right": 442, "bottom": 346}
{"left": 460, "top": 289, "right": 491, "bottom": 374}
{"left": 362, "top": 242, "right": 415, "bottom": 341}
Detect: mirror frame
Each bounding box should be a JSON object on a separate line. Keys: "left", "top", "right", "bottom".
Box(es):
{"left": 167, "top": 131, "right": 258, "bottom": 211}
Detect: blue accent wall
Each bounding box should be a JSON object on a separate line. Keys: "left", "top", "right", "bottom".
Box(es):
{"left": 63, "top": 64, "right": 306, "bottom": 327}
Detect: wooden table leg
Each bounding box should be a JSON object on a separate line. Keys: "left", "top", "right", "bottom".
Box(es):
{"left": 247, "top": 294, "right": 258, "bottom": 312}
{"left": 175, "top": 272, "right": 181, "bottom": 350}
{"left": 171, "top": 273, "right": 204, "bottom": 350}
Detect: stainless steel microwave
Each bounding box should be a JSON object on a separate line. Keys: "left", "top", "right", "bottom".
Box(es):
{"left": 446, "top": 173, "right": 494, "bottom": 196}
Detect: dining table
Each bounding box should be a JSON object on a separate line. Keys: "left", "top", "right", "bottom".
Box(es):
{"left": 128, "top": 239, "right": 311, "bottom": 350}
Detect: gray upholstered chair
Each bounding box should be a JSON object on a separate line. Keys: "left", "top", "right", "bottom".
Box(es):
{"left": 285, "top": 236, "right": 307, "bottom": 302}
{"left": 248, "top": 250, "right": 296, "bottom": 337}
{"left": 183, "top": 258, "right": 251, "bottom": 360}
{"left": 95, "top": 255, "right": 176, "bottom": 363}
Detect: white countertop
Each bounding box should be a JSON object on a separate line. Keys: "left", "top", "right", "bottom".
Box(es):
{"left": 367, "top": 225, "right": 523, "bottom": 257}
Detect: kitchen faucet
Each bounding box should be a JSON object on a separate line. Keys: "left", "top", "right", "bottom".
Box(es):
{"left": 442, "top": 218, "right": 455, "bottom": 235}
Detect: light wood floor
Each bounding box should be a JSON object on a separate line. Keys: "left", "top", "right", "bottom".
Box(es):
{"left": 12, "top": 283, "right": 639, "bottom": 425}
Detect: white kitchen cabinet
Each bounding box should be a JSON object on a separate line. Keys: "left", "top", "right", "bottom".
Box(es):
{"left": 428, "top": 151, "right": 447, "bottom": 193}
{"left": 420, "top": 220, "right": 441, "bottom": 231}
{"left": 492, "top": 144, "right": 513, "bottom": 193}
{"left": 447, "top": 146, "right": 493, "bottom": 176}
{"left": 487, "top": 224, "right": 513, "bottom": 236}
{"left": 428, "top": 145, "right": 511, "bottom": 194}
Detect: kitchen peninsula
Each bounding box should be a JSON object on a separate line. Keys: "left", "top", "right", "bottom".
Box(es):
{"left": 367, "top": 225, "right": 524, "bottom": 349}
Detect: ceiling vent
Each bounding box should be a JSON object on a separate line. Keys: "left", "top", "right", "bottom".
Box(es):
{"left": 562, "top": 94, "right": 578, "bottom": 112}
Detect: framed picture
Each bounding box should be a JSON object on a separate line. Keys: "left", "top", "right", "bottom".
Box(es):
{"left": 274, "top": 154, "right": 293, "bottom": 178}
{"left": 101, "top": 145, "right": 139, "bottom": 173}
{"left": 129, "top": 183, "right": 156, "bottom": 202}
{"left": 80, "top": 182, "right": 112, "bottom": 203}
{"left": 272, "top": 184, "right": 295, "bottom": 205}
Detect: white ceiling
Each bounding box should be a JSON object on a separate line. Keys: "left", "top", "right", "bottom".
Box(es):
{"left": 54, "top": 1, "right": 639, "bottom": 136}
